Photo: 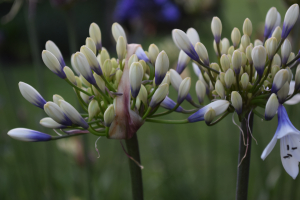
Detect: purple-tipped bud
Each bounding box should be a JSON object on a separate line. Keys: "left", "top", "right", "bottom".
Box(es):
{"left": 282, "top": 4, "right": 299, "bottom": 39}
{"left": 160, "top": 96, "right": 184, "bottom": 112}
{"left": 8, "top": 128, "right": 52, "bottom": 142}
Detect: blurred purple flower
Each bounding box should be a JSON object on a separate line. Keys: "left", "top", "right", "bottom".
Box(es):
{"left": 114, "top": 0, "right": 180, "bottom": 22}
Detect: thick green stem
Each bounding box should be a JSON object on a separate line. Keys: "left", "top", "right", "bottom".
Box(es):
{"left": 235, "top": 113, "right": 253, "bottom": 200}
{"left": 125, "top": 134, "right": 144, "bottom": 200}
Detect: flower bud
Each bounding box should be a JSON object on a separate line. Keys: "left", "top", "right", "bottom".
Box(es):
{"left": 115, "top": 70, "right": 123, "bottom": 85}
{"left": 59, "top": 100, "right": 89, "bottom": 129}
{"left": 271, "top": 65, "right": 280, "bottom": 78}
{"left": 104, "top": 104, "right": 115, "bottom": 126}
{"left": 44, "top": 102, "right": 72, "bottom": 126}
{"left": 53, "top": 94, "right": 64, "bottom": 106}
{"left": 93, "top": 73, "right": 105, "bottom": 93}
{"left": 188, "top": 100, "right": 229, "bottom": 122}
{"left": 231, "top": 91, "right": 242, "bottom": 114}
{"left": 254, "top": 39, "right": 263, "bottom": 47}
{"left": 286, "top": 67, "right": 293, "bottom": 83}
{"left": 160, "top": 96, "right": 184, "bottom": 112}
{"left": 271, "top": 26, "right": 282, "bottom": 43}
{"left": 228, "top": 46, "right": 234, "bottom": 55}
{"left": 172, "top": 29, "right": 199, "bottom": 61}
{"left": 129, "top": 62, "right": 144, "bottom": 98}
{"left": 102, "top": 59, "right": 112, "bottom": 77}
{"left": 40, "top": 117, "right": 66, "bottom": 129}
{"left": 271, "top": 69, "right": 289, "bottom": 93}
{"left": 232, "top": 50, "right": 242, "bottom": 75}
{"left": 231, "top": 28, "right": 241, "bottom": 48}
{"left": 215, "top": 80, "right": 225, "bottom": 99}
{"left": 192, "top": 62, "right": 201, "bottom": 77}
{"left": 42, "top": 50, "right": 66, "bottom": 79}
{"left": 74, "top": 52, "right": 96, "bottom": 85}
{"left": 128, "top": 54, "right": 138, "bottom": 69}
{"left": 195, "top": 42, "right": 209, "bottom": 66}
{"left": 63, "top": 66, "right": 77, "bottom": 85}
{"left": 281, "top": 39, "right": 292, "bottom": 65}
{"left": 89, "top": 22, "right": 102, "bottom": 50}
{"left": 210, "top": 63, "right": 220, "bottom": 78}
{"left": 204, "top": 107, "right": 216, "bottom": 125}
{"left": 150, "top": 83, "right": 169, "bottom": 108}
{"left": 243, "top": 18, "right": 252, "bottom": 37}
{"left": 245, "top": 44, "right": 253, "bottom": 64}
{"left": 196, "top": 80, "right": 206, "bottom": 104}
{"left": 170, "top": 69, "right": 182, "bottom": 91}
{"left": 8, "top": 128, "right": 52, "bottom": 142}
{"left": 241, "top": 73, "right": 249, "bottom": 89}
{"left": 80, "top": 74, "right": 91, "bottom": 87}
{"left": 88, "top": 100, "right": 100, "bottom": 121}
{"left": 266, "top": 37, "right": 277, "bottom": 59}
{"left": 75, "top": 76, "right": 82, "bottom": 88}
{"left": 19, "top": 82, "right": 46, "bottom": 109}
{"left": 45, "top": 40, "right": 65, "bottom": 68}
{"left": 71, "top": 54, "right": 80, "bottom": 76}
{"left": 241, "top": 35, "right": 250, "bottom": 49}
{"left": 213, "top": 40, "right": 222, "bottom": 56}
{"left": 98, "top": 48, "right": 110, "bottom": 67}
{"left": 177, "top": 77, "right": 191, "bottom": 104}
{"left": 287, "top": 52, "right": 295, "bottom": 65}
{"left": 225, "top": 69, "right": 234, "bottom": 88}
{"left": 137, "top": 84, "right": 148, "bottom": 105}
{"left": 148, "top": 44, "right": 159, "bottom": 64}
{"left": 81, "top": 46, "right": 103, "bottom": 76}
{"left": 241, "top": 52, "right": 247, "bottom": 66}
{"left": 282, "top": 4, "right": 299, "bottom": 39}
{"left": 186, "top": 28, "right": 200, "bottom": 46}
{"left": 251, "top": 46, "right": 266, "bottom": 76}
{"left": 277, "top": 82, "right": 290, "bottom": 103}
{"left": 116, "top": 36, "right": 127, "bottom": 61}
{"left": 112, "top": 22, "right": 127, "bottom": 44}
{"left": 211, "top": 17, "right": 222, "bottom": 43}
{"left": 176, "top": 50, "right": 191, "bottom": 74}
{"left": 220, "top": 54, "right": 230, "bottom": 71}
{"left": 85, "top": 37, "right": 96, "bottom": 55}
{"left": 264, "top": 7, "right": 278, "bottom": 37}
{"left": 272, "top": 54, "right": 281, "bottom": 66}
{"left": 161, "top": 73, "right": 170, "bottom": 85}
{"left": 155, "top": 51, "right": 169, "bottom": 85}
{"left": 265, "top": 93, "right": 279, "bottom": 120}
{"left": 221, "top": 38, "right": 230, "bottom": 54}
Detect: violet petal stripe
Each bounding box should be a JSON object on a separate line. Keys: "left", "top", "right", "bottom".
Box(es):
{"left": 136, "top": 47, "right": 150, "bottom": 63}
{"left": 187, "top": 106, "right": 208, "bottom": 122}
{"left": 34, "top": 95, "right": 47, "bottom": 109}
{"left": 155, "top": 72, "right": 166, "bottom": 85}
{"left": 176, "top": 62, "right": 187, "bottom": 74}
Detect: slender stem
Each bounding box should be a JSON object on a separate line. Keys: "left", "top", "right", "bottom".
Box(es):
{"left": 125, "top": 134, "right": 144, "bottom": 200}
{"left": 286, "top": 54, "right": 300, "bottom": 66}
{"left": 235, "top": 113, "right": 253, "bottom": 200}
{"left": 146, "top": 118, "right": 189, "bottom": 124}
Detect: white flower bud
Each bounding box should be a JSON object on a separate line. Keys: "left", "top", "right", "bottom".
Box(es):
{"left": 116, "top": 36, "right": 127, "bottom": 61}
{"left": 93, "top": 73, "right": 105, "bottom": 93}
{"left": 282, "top": 4, "right": 299, "bottom": 39}
{"left": 79, "top": 74, "right": 91, "bottom": 87}
{"left": 40, "top": 117, "right": 66, "bottom": 129}
{"left": 277, "top": 82, "right": 290, "bottom": 103}
{"left": 42, "top": 50, "right": 66, "bottom": 79}
{"left": 271, "top": 65, "right": 280, "bottom": 78}
{"left": 176, "top": 50, "right": 191, "bottom": 74}
{"left": 243, "top": 18, "right": 252, "bottom": 37}
{"left": 102, "top": 59, "right": 112, "bottom": 77}
{"left": 98, "top": 48, "right": 110, "bottom": 66}
{"left": 213, "top": 40, "right": 222, "bottom": 56}
{"left": 196, "top": 80, "right": 206, "bottom": 104}
{"left": 231, "top": 91, "right": 242, "bottom": 114}
{"left": 63, "top": 66, "right": 77, "bottom": 85}
{"left": 272, "top": 54, "right": 281, "bottom": 66}
{"left": 150, "top": 83, "right": 169, "bottom": 108}
{"left": 225, "top": 68, "right": 234, "bottom": 88}
{"left": 89, "top": 23, "right": 102, "bottom": 50}
{"left": 80, "top": 45, "right": 102, "bottom": 76}
{"left": 161, "top": 73, "right": 170, "bottom": 85}
{"left": 241, "top": 35, "right": 250, "bottom": 49}
{"left": 18, "top": 82, "right": 46, "bottom": 109}
{"left": 178, "top": 77, "right": 191, "bottom": 104}
{"left": 195, "top": 42, "right": 209, "bottom": 66}
{"left": 281, "top": 39, "right": 292, "bottom": 65}
{"left": 104, "top": 104, "right": 115, "bottom": 126}
{"left": 228, "top": 46, "right": 234, "bottom": 55}
{"left": 264, "top": 7, "right": 278, "bottom": 37}
{"left": 53, "top": 94, "right": 64, "bottom": 106}
{"left": 138, "top": 85, "right": 148, "bottom": 105}
{"left": 215, "top": 80, "right": 225, "bottom": 99}
{"left": 251, "top": 46, "right": 267, "bottom": 76}
{"left": 232, "top": 50, "right": 242, "bottom": 74}
{"left": 85, "top": 37, "right": 97, "bottom": 55}
{"left": 59, "top": 100, "right": 89, "bottom": 129}
{"left": 45, "top": 40, "right": 65, "bottom": 67}
{"left": 231, "top": 28, "right": 241, "bottom": 48}
{"left": 241, "top": 73, "right": 249, "bottom": 89}
{"left": 7, "top": 128, "right": 52, "bottom": 142}
{"left": 71, "top": 54, "right": 80, "bottom": 76}
{"left": 148, "top": 44, "right": 159, "bottom": 64}
{"left": 204, "top": 107, "right": 216, "bottom": 125}
{"left": 220, "top": 54, "right": 230, "bottom": 71}
{"left": 88, "top": 100, "right": 100, "bottom": 121}
{"left": 186, "top": 28, "right": 200, "bottom": 46}
{"left": 221, "top": 38, "right": 230, "bottom": 54}
{"left": 286, "top": 67, "right": 293, "bottom": 83}
{"left": 128, "top": 54, "right": 138, "bottom": 68}
{"left": 211, "top": 17, "right": 222, "bottom": 43}
{"left": 246, "top": 44, "right": 253, "bottom": 64}
{"left": 265, "top": 94, "right": 279, "bottom": 120}
{"left": 44, "top": 101, "right": 72, "bottom": 126}
{"left": 111, "top": 22, "right": 127, "bottom": 44}
{"left": 287, "top": 52, "right": 295, "bottom": 65}
{"left": 75, "top": 76, "right": 82, "bottom": 88}
{"left": 155, "top": 51, "right": 169, "bottom": 85}
{"left": 129, "top": 62, "right": 144, "bottom": 98}
{"left": 266, "top": 37, "right": 277, "bottom": 59}
{"left": 172, "top": 29, "right": 199, "bottom": 61}
{"left": 241, "top": 52, "right": 247, "bottom": 66}
{"left": 254, "top": 39, "right": 263, "bottom": 47}
{"left": 74, "top": 52, "right": 96, "bottom": 85}
{"left": 170, "top": 69, "right": 183, "bottom": 91}
{"left": 271, "top": 26, "right": 282, "bottom": 43}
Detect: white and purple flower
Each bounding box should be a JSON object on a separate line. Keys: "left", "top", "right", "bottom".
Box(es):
{"left": 8, "top": 128, "right": 52, "bottom": 142}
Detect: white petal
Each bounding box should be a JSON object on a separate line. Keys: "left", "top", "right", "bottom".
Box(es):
{"left": 289, "top": 80, "right": 295, "bottom": 95}
{"left": 285, "top": 94, "right": 300, "bottom": 105}
{"left": 261, "top": 134, "right": 278, "bottom": 160}
{"left": 280, "top": 138, "right": 299, "bottom": 179}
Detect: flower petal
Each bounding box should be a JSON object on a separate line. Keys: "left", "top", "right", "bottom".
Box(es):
{"left": 261, "top": 134, "right": 277, "bottom": 160}
{"left": 280, "top": 137, "right": 299, "bottom": 179}
{"left": 285, "top": 94, "right": 300, "bottom": 105}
